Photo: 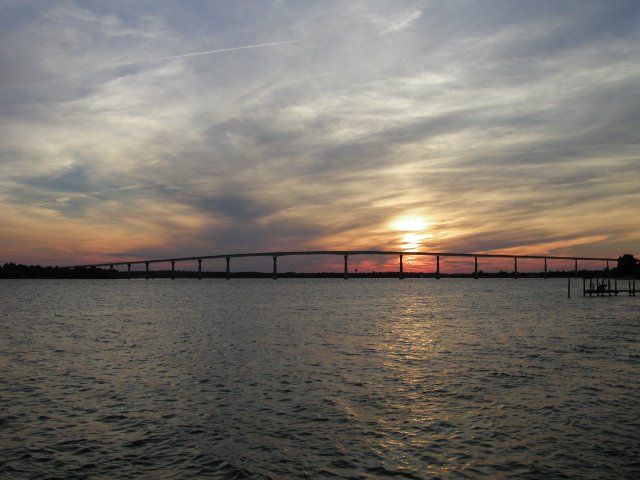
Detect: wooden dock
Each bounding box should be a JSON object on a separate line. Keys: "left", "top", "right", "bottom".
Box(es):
{"left": 583, "top": 278, "right": 638, "bottom": 297}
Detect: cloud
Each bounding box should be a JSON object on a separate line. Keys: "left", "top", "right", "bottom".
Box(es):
{"left": 1, "top": 0, "right": 639, "bottom": 266}
{"left": 380, "top": 10, "right": 422, "bottom": 35}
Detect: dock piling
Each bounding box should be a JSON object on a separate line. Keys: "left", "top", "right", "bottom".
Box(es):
{"left": 399, "top": 254, "right": 404, "bottom": 280}
{"left": 226, "top": 257, "right": 231, "bottom": 280}
{"left": 171, "top": 260, "right": 175, "bottom": 280}
{"left": 436, "top": 255, "right": 440, "bottom": 279}
{"left": 198, "top": 259, "right": 202, "bottom": 279}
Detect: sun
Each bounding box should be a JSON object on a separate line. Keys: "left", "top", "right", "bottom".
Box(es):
{"left": 389, "top": 215, "right": 433, "bottom": 251}
{"left": 391, "top": 215, "right": 430, "bottom": 232}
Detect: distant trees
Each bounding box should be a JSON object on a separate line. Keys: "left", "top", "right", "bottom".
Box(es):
{"left": 0, "top": 263, "right": 117, "bottom": 279}
{"left": 612, "top": 254, "right": 640, "bottom": 278}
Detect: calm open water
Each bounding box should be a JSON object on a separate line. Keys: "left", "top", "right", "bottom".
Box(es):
{"left": 1, "top": 278, "right": 639, "bottom": 479}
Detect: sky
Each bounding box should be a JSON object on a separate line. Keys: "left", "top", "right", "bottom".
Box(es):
{"left": 1, "top": 0, "right": 639, "bottom": 271}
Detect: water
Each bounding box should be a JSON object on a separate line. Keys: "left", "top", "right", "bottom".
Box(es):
{"left": 1, "top": 278, "right": 638, "bottom": 479}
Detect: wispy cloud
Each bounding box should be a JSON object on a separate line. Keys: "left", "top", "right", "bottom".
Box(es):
{"left": 381, "top": 10, "right": 422, "bottom": 34}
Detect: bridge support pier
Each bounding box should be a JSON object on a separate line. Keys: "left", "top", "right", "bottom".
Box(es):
{"left": 171, "top": 261, "right": 175, "bottom": 280}
{"left": 273, "top": 256, "right": 278, "bottom": 280}
{"left": 544, "top": 258, "right": 547, "bottom": 279}
{"left": 574, "top": 259, "right": 578, "bottom": 278}
{"left": 198, "top": 259, "right": 202, "bottom": 279}
{"left": 127, "top": 263, "right": 131, "bottom": 279}
{"left": 514, "top": 257, "right": 518, "bottom": 279}
{"left": 226, "top": 257, "right": 231, "bottom": 280}
{"left": 474, "top": 256, "right": 478, "bottom": 279}
{"left": 344, "top": 255, "right": 349, "bottom": 280}
{"left": 145, "top": 262, "right": 150, "bottom": 280}
{"left": 399, "top": 254, "right": 404, "bottom": 279}
{"left": 436, "top": 255, "right": 440, "bottom": 279}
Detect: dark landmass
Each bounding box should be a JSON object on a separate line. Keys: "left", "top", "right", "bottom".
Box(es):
{"left": 2, "top": 253, "right": 638, "bottom": 279}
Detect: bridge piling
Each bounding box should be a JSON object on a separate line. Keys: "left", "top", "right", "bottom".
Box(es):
{"left": 514, "top": 257, "right": 518, "bottom": 279}
{"left": 273, "top": 256, "right": 278, "bottom": 280}
{"left": 226, "top": 257, "right": 231, "bottom": 280}
{"left": 544, "top": 258, "right": 547, "bottom": 279}
{"left": 127, "top": 263, "right": 131, "bottom": 279}
{"left": 145, "top": 262, "right": 150, "bottom": 280}
{"left": 399, "top": 254, "right": 404, "bottom": 279}
{"left": 198, "top": 259, "right": 202, "bottom": 280}
{"left": 474, "top": 256, "right": 478, "bottom": 279}
{"left": 344, "top": 255, "right": 349, "bottom": 280}
{"left": 171, "top": 261, "right": 175, "bottom": 280}
{"left": 436, "top": 255, "right": 440, "bottom": 279}
{"left": 575, "top": 259, "right": 578, "bottom": 278}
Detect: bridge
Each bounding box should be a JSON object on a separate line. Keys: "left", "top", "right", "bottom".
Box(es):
{"left": 66, "top": 250, "right": 617, "bottom": 280}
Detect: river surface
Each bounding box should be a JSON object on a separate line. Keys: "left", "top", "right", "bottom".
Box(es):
{"left": 1, "top": 278, "right": 639, "bottom": 479}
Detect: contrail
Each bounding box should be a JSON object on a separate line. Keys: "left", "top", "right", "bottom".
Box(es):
{"left": 163, "top": 40, "right": 298, "bottom": 60}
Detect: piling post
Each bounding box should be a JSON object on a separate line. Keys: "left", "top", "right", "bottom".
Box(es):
{"left": 226, "top": 257, "right": 231, "bottom": 280}
{"left": 608, "top": 277, "right": 611, "bottom": 296}
{"left": 343, "top": 255, "right": 349, "bottom": 280}
{"left": 615, "top": 280, "right": 618, "bottom": 296}
{"left": 436, "top": 255, "right": 440, "bottom": 279}
{"left": 145, "top": 262, "right": 150, "bottom": 280}
{"left": 582, "top": 277, "right": 585, "bottom": 296}
{"left": 589, "top": 278, "right": 593, "bottom": 297}
{"left": 198, "top": 259, "right": 202, "bottom": 280}
{"left": 574, "top": 259, "right": 578, "bottom": 278}
{"left": 629, "top": 280, "right": 632, "bottom": 297}
{"left": 127, "top": 263, "right": 131, "bottom": 279}
{"left": 514, "top": 257, "right": 518, "bottom": 279}
{"left": 399, "top": 254, "right": 404, "bottom": 280}
{"left": 170, "top": 260, "right": 175, "bottom": 280}
{"left": 568, "top": 277, "right": 571, "bottom": 298}
{"left": 544, "top": 258, "right": 547, "bottom": 279}
{"left": 273, "top": 256, "right": 278, "bottom": 280}
{"left": 474, "top": 256, "right": 478, "bottom": 279}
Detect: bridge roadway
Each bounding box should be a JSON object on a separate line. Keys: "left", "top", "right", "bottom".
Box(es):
{"left": 66, "top": 250, "right": 617, "bottom": 280}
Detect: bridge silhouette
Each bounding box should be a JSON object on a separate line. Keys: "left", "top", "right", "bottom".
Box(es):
{"left": 67, "top": 250, "right": 617, "bottom": 280}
